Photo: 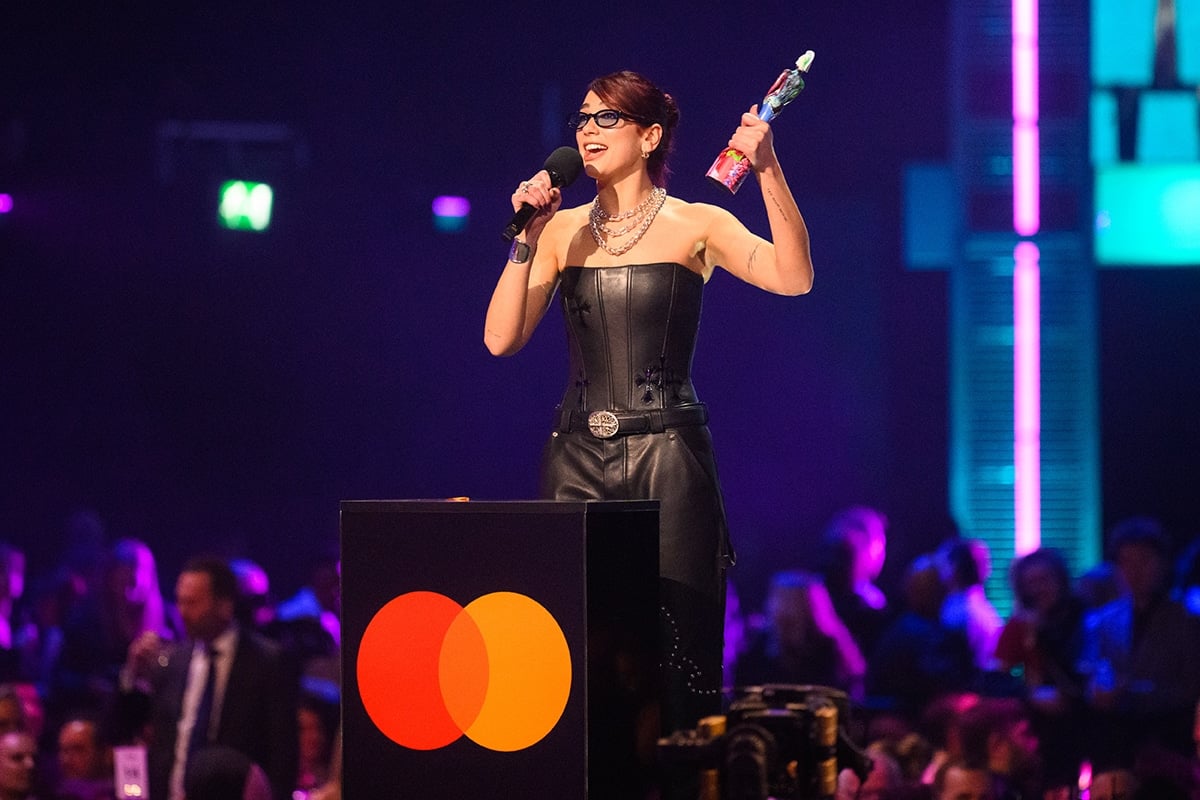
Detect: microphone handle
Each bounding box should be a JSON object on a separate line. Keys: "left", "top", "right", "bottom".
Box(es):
{"left": 501, "top": 202, "right": 538, "bottom": 243}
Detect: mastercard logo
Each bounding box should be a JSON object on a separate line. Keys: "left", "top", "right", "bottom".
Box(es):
{"left": 356, "top": 590, "right": 572, "bottom": 752}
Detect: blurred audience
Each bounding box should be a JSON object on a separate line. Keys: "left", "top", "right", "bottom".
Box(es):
{"left": 1080, "top": 517, "right": 1200, "bottom": 765}
{"left": 229, "top": 561, "right": 273, "bottom": 634}
{"left": 53, "top": 539, "right": 178, "bottom": 720}
{"left": 835, "top": 740, "right": 905, "bottom": 800}
{"left": 939, "top": 539, "right": 1003, "bottom": 672}
{"left": 721, "top": 580, "right": 749, "bottom": 691}
{"left": 1174, "top": 536, "right": 1200, "bottom": 617}
{"left": 0, "top": 730, "right": 37, "bottom": 800}
{"left": 8, "top": 502, "right": 1200, "bottom": 800}
{"left": 957, "top": 697, "right": 1041, "bottom": 800}
{"left": 819, "top": 507, "right": 892, "bottom": 659}
{"left": 54, "top": 714, "right": 114, "bottom": 800}
{"left": 294, "top": 693, "right": 338, "bottom": 798}
{"left": 184, "top": 745, "right": 272, "bottom": 800}
{"left": 119, "top": 556, "right": 297, "bottom": 800}
{"left": 0, "top": 545, "right": 35, "bottom": 686}
{"left": 867, "top": 555, "right": 975, "bottom": 718}
{"left": 0, "top": 688, "right": 25, "bottom": 737}
{"left": 734, "top": 570, "right": 865, "bottom": 699}
{"left": 932, "top": 758, "right": 994, "bottom": 800}
{"left": 1086, "top": 768, "right": 1138, "bottom": 800}
{"left": 1076, "top": 562, "right": 1123, "bottom": 611}
{"left": 993, "top": 548, "right": 1087, "bottom": 791}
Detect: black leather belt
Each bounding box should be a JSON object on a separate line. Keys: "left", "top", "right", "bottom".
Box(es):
{"left": 556, "top": 403, "right": 708, "bottom": 439}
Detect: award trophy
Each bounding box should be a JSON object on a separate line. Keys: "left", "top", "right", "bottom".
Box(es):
{"left": 706, "top": 50, "right": 815, "bottom": 194}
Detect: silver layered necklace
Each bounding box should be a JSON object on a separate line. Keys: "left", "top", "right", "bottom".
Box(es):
{"left": 588, "top": 186, "right": 668, "bottom": 257}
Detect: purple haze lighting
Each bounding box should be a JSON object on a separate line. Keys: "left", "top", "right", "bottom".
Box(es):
{"left": 1013, "top": 0, "right": 1041, "bottom": 554}
{"left": 1014, "top": 241, "right": 1041, "bottom": 556}
{"left": 0, "top": 194, "right": 12, "bottom": 214}
{"left": 432, "top": 195, "right": 470, "bottom": 218}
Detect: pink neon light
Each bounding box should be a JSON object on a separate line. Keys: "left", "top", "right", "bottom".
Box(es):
{"left": 1014, "top": 241, "right": 1041, "bottom": 555}
{"left": 1014, "top": 124, "right": 1040, "bottom": 236}
{"left": 1013, "top": 0, "right": 1040, "bottom": 554}
{"left": 1013, "top": 44, "right": 1038, "bottom": 121}
{"left": 1012, "top": 0, "right": 1039, "bottom": 237}
{"left": 0, "top": 194, "right": 12, "bottom": 214}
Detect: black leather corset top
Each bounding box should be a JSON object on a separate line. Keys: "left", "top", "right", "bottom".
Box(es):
{"left": 557, "top": 263, "right": 704, "bottom": 412}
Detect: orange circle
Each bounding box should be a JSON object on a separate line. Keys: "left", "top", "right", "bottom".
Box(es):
{"left": 356, "top": 590, "right": 572, "bottom": 752}
{"left": 459, "top": 592, "right": 572, "bottom": 751}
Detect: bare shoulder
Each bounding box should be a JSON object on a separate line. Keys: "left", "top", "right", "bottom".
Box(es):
{"left": 664, "top": 198, "right": 736, "bottom": 228}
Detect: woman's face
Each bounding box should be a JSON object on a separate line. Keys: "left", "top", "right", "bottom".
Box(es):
{"left": 575, "top": 91, "right": 658, "bottom": 181}
{"left": 1017, "top": 561, "right": 1061, "bottom": 614}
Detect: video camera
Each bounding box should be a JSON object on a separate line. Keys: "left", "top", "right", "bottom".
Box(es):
{"left": 658, "top": 684, "right": 873, "bottom": 800}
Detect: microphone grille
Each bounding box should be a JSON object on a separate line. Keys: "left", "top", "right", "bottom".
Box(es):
{"left": 544, "top": 146, "right": 584, "bottom": 188}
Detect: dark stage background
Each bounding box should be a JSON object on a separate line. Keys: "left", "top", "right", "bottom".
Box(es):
{"left": 2, "top": 3, "right": 1196, "bottom": 607}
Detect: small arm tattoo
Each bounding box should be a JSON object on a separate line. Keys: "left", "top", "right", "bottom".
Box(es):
{"left": 748, "top": 243, "right": 761, "bottom": 274}
{"left": 764, "top": 186, "right": 790, "bottom": 222}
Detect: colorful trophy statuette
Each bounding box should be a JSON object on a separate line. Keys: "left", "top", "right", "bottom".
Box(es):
{"left": 706, "top": 50, "right": 815, "bottom": 194}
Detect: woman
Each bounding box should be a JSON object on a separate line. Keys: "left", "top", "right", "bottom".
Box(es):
{"left": 484, "top": 70, "right": 813, "bottom": 734}
{"left": 734, "top": 570, "right": 866, "bottom": 699}
{"left": 994, "top": 547, "right": 1087, "bottom": 792}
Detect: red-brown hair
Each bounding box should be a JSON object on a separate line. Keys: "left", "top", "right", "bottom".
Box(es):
{"left": 586, "top": 70, "right": 680, "bottom": 186}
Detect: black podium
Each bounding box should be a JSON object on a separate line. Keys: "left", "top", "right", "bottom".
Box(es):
{"left": 340, "top": 500, "right": 661, "bottom": 800}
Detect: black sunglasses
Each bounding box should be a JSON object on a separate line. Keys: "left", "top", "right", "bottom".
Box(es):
{"left": 567, "top": 109, "right": 650, "bottom": 130}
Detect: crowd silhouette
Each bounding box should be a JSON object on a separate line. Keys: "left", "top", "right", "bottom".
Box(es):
{"left": 2, "top": 506, "right": 1199, "bottom": 800}
{"left": 724, "top": 510, "right": 1200, "bottom": 800}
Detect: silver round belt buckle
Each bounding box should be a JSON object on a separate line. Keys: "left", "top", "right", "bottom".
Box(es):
{"left": 587, "top": 410, "right": 620, "bottom": 439}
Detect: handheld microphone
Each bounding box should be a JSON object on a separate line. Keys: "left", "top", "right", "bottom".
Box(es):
{"left": 501, "top": 146, "right": 584, "bottom": 242}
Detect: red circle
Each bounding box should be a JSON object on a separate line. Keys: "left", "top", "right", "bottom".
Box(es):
{"left": 357, "top": 591, "right": 484, "bottom": 750}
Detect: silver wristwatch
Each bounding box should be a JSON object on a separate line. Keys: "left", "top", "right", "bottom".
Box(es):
{"left": 508, "top": 239, "right": 532, "bottom": 264}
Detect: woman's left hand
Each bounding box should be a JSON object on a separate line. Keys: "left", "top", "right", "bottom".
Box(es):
{"left": 727, "top": 104, "right": 778, "bottom": 171}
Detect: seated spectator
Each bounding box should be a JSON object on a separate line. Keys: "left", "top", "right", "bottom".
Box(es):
{"left": 229, "top": 561, "right": 274, "bottom": 634}
{"left": 54, "top": 714, "right": 114, "bottom": 800}
{"left": 835, "top": 740, "right": 905, "bottom": 800}
{"left": 918, "top": 692, "right": 980, "bottom": 785}
{"left": 1076, "top": 563, "right": 1122, "bottom": 611}
{"left": 957, "top": 698, "right": 1041, "bottom": 800}
{"left": 265, "top": 549, "right": 339, "bottom": 704}
{"left": 734, "top": 570, "right": 865, "bottom": 699}
{"left": 273, "top": 548, "right": 339, "bottom": 650}
{"left": 867, "top": 556, "right": 975, "bottom": 720}
{"left": 184, "top": 745, "right": 272, "bottom": 800}
{"left": 0, "top": 687, "right": 25, "bottom": 737}
{"left": 0, "top": 730, "right": 37, "bottom": 800}
{"left": 53, "top": 539, "right": 178, "bottom": 716}
{"left": 722, "top": 579, "right": 749, "bottom": 691}
{"left": 1174, "top": 536, "right": 1200, "bottom": 617}
{"left": 995, "top": 548, "right": 1086, "bottom": 705}
{"left": 1086, "top": 768, "right": 1138, "bottom": 800}
{"left": 1079, "top": 516, "right": 1200, "bottom": 762}
{"left": 294, "top": 693, "right": 338, "bottom": 798}
{"left": 932, "top": 758, "right": 993, "bottom": 800}
{"left": 993, "top": 548, "right": 1087, "bottom": 791}
{"left": 819, "top": 507, "right": 892, "bottom": 659}
{"left": 939, "top": 539, "right": 1002, "bottom": 672}
{"left": 0, "top": 544, "right": 35, "bottom": 685}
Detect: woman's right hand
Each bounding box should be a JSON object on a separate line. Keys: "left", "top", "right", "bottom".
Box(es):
{"left": 511, "top": 169, "right": 562, "bottom": 243}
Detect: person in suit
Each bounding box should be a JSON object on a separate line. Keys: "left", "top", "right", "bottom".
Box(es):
{"left": 120, "top": 556, "right": 297, "bottom": 800}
